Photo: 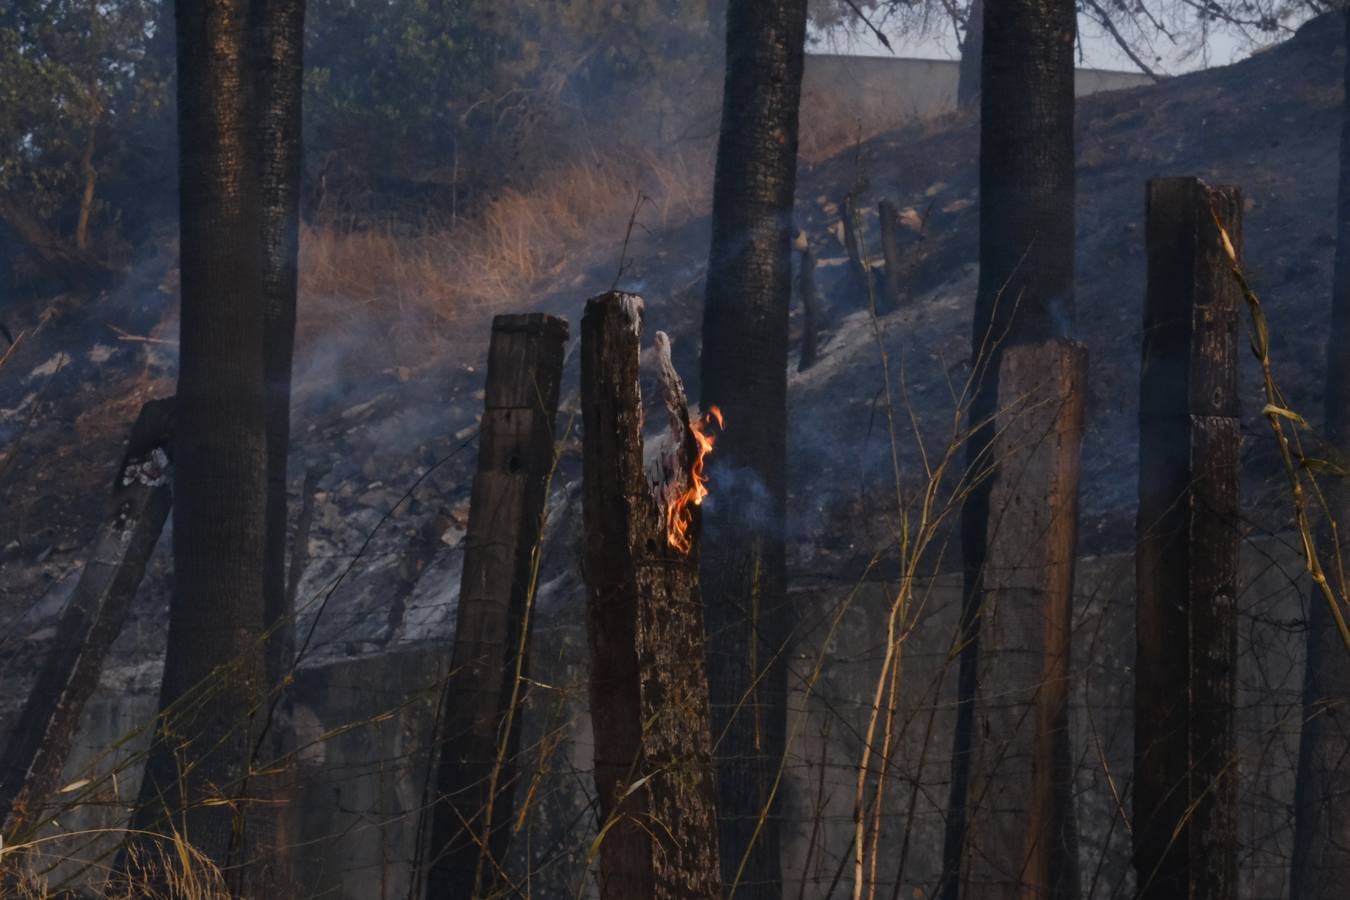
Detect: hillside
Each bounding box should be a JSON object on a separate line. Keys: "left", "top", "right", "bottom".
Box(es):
{"left": 0, "top": 11, "right": 1344, "bottom": 896}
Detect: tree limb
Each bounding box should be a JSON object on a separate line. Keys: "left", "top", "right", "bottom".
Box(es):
{"left": 1083, "top": 0, "right": 1163, "bottom": 80}
{"left": 842, "top": 0, "right": 894, "bottom": 52}
{"left": 0, "top": 192, "right": 120, "bottom": 285}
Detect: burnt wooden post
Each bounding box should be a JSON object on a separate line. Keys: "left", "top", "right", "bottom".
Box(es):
{"left": 878, "top": 200, "right": 904, "bottom": 312}
{"left": 0, "top": 397, "right": 174, "bottom": 838}
{"left": 1134, "top": 177, "right": 1241, "bottom": 900}
{"left": 580, "top": 291, "right": 721, "bottom": 900}
{"left": 424, "top": 313, "right": 567, "bottom": 899}
{"left": 962, "top": 340, "right": 1085, "bottom": 900}
{"left": 798, "top": 238, "right": 821, "bottom": 372}
{"left": 842, "top": 190, "right": 872, "bottom": 311}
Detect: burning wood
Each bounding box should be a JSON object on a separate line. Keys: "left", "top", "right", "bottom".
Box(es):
{"left": 650, "top": 331, "right": 724, "bottom": 554}
{"left": 580, "top": 292, "right": 721, "bottom": 899}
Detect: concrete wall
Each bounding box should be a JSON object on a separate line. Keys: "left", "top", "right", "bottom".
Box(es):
{"left": 802, "top": 53, "right": 1155, "bottom": 124}
{"left": 26, "top": 532, "right": 1305, "bottom": 898}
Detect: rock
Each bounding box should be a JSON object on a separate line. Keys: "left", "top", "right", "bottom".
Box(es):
{"left": 27, "top": 352, "right": 72, "bottom": 380}
{"left": 86, "top": 344, "right": 116, "bottom": 364}
{"left": 339, "top": 396, "right": 381, "bottom": 420}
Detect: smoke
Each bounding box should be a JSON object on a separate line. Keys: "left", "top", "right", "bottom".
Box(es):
{"left": 702, "top": 458, "right": 777, "bottom": 531}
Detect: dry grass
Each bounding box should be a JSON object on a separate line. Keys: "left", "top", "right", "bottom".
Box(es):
{"left": 288, "top": 98, "right": 930, "bottom": 362}
{"left": 297, "top": 146, "right": 713, "bottom": 347}
{"left": 799, "top": 107, "right": 899, "bottom": 165}
{"left": 3, "top": 828, "right": 231, "bottom": 899}
{"left": 797, "top": 96, "right": 923, "bottom": 165}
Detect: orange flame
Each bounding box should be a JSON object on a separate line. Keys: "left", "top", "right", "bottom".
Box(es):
{"left": 666, "top": 405, "right": 724, "bottom": 553}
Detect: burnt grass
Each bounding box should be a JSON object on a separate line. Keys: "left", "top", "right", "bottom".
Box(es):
{"left": 0, "top": 7, "right": 1345, "bottom": 763}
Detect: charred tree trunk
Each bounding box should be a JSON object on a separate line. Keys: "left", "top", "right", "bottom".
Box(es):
{"left": 958, "top": 0, "right": 984, "bottom": 110}
{"left": 942, "top": 0, "right": 1076, "bottom": 895}
{"left": 256, "top": 0, "right": 306, "bottom": 709}
{"left": 250, "top": 0, "right": 306, "bottom": 886}
{"left": 878, "top": 200, "right": 904, "bottom": 312}
{"left": 424, "top": 313, "right": 567, "bottom": 899}
{"left": 121, "top": 0, "right": 294, "bottom": 892}
{"left": 1293, "top": 10, "right": 1350, "bottom": 895}
{"left": 1134, "top": 177, "right": 1241, "bottom": 900}
{"left": 0, "top": 193, "right": 118, "bottom": 289}
{"left": 799, "top": 242, "right": 820, "bottom": 372}
{"left": 961, "top": 339, "right": 1084, "bottom": 899}
{"left": 581, "top": 292, "right": 722, "bottom": 900}
{"left": 702, "top": 1, "right": 806, "bottom": 893}
{"left": 74, "top": 115, "right": 100, "bottom": 252}
{"left": 0, "top": 399, "right": 173, "bottom": 839}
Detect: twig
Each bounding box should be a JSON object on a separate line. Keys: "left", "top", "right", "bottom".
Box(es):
{"left": 1210, "top": 207, "right": 1350, "bottom": 658}
{"left": 107, "top": 324, "right": 179, "bottom": 346}
{"left": 841, "top": 0, "right": 895, "bottom": 53}
{"left": 611, "top": 191, "right": 652, "bottom": 292}
{"left": 0, "top": 330, "right": 27, "bottom": 371}
{"left": 1083, "top": 0, "right": 1163, "bottom": 80}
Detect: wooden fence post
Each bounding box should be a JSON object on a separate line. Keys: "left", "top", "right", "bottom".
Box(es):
{"left": 962, "top": 339, "right": 1086, "bottom": 900}
{"left": 580, "top": 291, "right": 721, "bottom": 900}
{"left": 0, "top": 397, "right": 175, "bottom": 838}
{"left": 878, "top": 200, "right": 904, "bottom": 312}
{"left": 424, "top": 313, "right": 568, "bottom": 899}
{"left": 842, "top": 190, "right": 872, "bottom": 311}
{"left": 1134, "top": 177, "right": 1241, "bottom": 900}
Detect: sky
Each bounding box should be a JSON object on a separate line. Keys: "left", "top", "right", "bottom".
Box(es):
{"left": 813, "top": 7, "right": 1317, "bottom": 76}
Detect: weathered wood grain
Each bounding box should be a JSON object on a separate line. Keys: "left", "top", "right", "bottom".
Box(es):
{"left": 425, "top": 313, "right": 567, "bottom": 899}
{"left": 581, "top": 291, "right": 721, "bottom": 900}
{"left": 1134, "top": 176, "right": 1242, "bottom": 900}
{"left": 963, "top": 339, "right": 1086, "bottom": 900}
{"left": 0, "top": 397, "right": 174, "bottom": 838}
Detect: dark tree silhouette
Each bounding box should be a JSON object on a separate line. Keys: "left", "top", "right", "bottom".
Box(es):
{"left": 255, "top": 0, "right": 306, "bottom": 884}
{"left": 941, "top": 0, "right": 1078, "bottom": 895}
{"left": 957, "top": 0, "right": 983, "bottom": 110}
{"left": 1292, "top": 8, "right": 1350, "bottom": 898}
{"left": 121, "top": 0, "right": 304, "bottom": 891}
{"left": 699, "top": 0, "right": 807, "bottom": 895}
{"left": 259, "top": 0, "right": 306, "bottom": 704}
{"left": 1133, "top": 178, "right": 1242, "bottom": 900}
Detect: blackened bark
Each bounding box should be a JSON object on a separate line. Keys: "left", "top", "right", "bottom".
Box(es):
{"left": 0, "top": 399, "right": 173, "bottom": 839}
{"left": 942, "top": 0, "right": 1076, "bottom": 896}
{"left": 581, "top": 293, "right": 721, "bottom": 900}
{"left": 701, "top": 0, "right": 807, "bottom": 894}
{"left": 250, "top": 0, "right": 306, "bottom": 886}
{"left": 1134, "top": 177, "right": 1241, "bottom": 900}
{"left": 1293, "top": 9, "right": 1350, "bottom": 897}
{"left": 972, "top": 0, "right": 1076, "bottom": 349}
{"left": 962, "top": 340, "right": 1084, "bottom": 900}
{"left": 842, "top": 190, "right": 872, "bottom": 311}
{"left": 122, "top": 0, "right": 273, "bottom": 891}
{"left": 958, "top": 0, "right": 984, "bottom": 110}
{"left": 255, "top": 0, "right": 305, "bottom": 710}
{"left": 582, "top": 293, "right": 651, "bottom": 900}
{"left": 425, "top": 313, "right": 567, "bottom": 899}
{"left": 878, "top": 200, "right": 904, "bottom": 312}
